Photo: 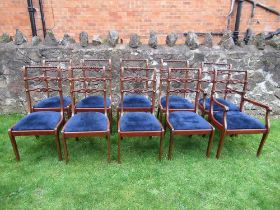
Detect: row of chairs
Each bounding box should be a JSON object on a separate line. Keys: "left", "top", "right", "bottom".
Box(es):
{"left": 8, "top": 59, "right": 271, "bottom": 163}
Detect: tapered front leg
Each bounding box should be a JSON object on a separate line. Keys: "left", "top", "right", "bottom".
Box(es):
{"left": 216, "top": 132, "right": 226, "bottom": 159}
{"left": 257, "top": 133, "right": 268, "bottom": 157}
{"left": 9, "top": 131, "right": 20, "bottom": 161}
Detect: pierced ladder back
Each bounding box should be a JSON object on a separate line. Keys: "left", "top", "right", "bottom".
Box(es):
{"left": 200, "top": 62, "right": 232, "bottom": 95}
{"left": 120, "top": 59, "right": 149, "bottom": 89}
{"left": 212, "top": 69, "right": 248, "bottom": 111}
{"left": 69, "top": 66, "right": 107, "bottom": 115}
{"left": 166, "top": 67, "right": 201, "bottom": 114}
{"left": 81, "top": 58, "right": 112, "bottom": 102}
{"left": 160, "top": 59, "right": 190, "bottom": 99}
{"left": 42, "top": 59, "right": 72, "bottom": 96}
{"left": 120, "top": 67, "right": 156, "bottom": 114}
{"left": 23, "top": 66, "right": 64, "bottom": 114}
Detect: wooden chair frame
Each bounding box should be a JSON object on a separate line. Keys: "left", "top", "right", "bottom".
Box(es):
{"left": 198, "top": 62, "right": 232, "bottom": 118}
{"left": 165, "top": 67, "right": 215, "bottom": 159}
{"left": 117, "top": 65, "right": 154, "bottom": 122}
{"left": 117, "top": 67, "right": 164, "bottom": 163}
{"left": 41, "top": 59, "right": 72, "bottom": 117}
{"left": 157, "top": 59, "right": 190, "bottom": 126}
{"left": 209, "top": 69, "right": 271, "bottom": 158}
{"left": 61, "top": 66, "right": 110, "bottom": 163}
{"left": 8, "top": 66, "right": 64, "bottom": 161}
{"left": 81, "top": 58, "right": 113, "bottom": 129}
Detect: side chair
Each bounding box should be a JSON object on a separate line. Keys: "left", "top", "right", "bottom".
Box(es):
{"left": 165, "top": 67, "right": 215, "bottom": 160}
{"left": 117, "top": 67, "right": 164, "bottom": 163}
{"left": 61, "top": 66, "right": 110, "bottom": 163}
{"left": 8, "top": 66, "right": 64, "bottom": 161}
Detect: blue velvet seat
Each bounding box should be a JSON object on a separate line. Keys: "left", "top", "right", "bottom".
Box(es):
{"left": 120, "top": 95, "right": 151, "bottom": 108}
{"left": 33, "top": 96, "right": 71, "bottom": 108}
{"left": 161, "top": 95, "right": 194, "bottom": 109}
{"left": 214, "top": 111, "right": 265, "bottom": 130}
{"left": 169, "top": 111, "right": 212, "bottom": 130}
{"left": 120, "top": 112, "right": 161, "bottom": 131}
{"left": 76, "top": 96, "right": 111, "bottom": 108}
{"left": 64, "top": 112, "right": 108, "bottom": 132}
{"left": 13, "top": 111, "right": 61, "bottom": 131}
{"left": 199, "top": 97, "right": 239, "bottom": 111}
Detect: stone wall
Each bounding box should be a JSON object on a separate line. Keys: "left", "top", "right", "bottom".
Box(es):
{"left": 0, "top": 42, "right": 279, "bottom": 115}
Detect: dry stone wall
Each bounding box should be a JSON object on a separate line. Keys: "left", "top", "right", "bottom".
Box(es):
{"left": 0, "top": 42, "right": 279, "bottom": 115}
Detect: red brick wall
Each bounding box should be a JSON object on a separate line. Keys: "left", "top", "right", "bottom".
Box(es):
{"left": 0, "top": 0, "right": 279, "bottom": 44}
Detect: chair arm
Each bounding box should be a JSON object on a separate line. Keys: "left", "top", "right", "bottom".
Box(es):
{"left": 212, "top": 97, "right": 229, "bottom": 111}
{"left": 243, "top": 97, "right": 272, "bottom": 112}
{"left": 243, "top": 97, "right": 271, "bottom": 130}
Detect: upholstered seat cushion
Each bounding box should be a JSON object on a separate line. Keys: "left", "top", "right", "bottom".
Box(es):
{"left": 76, "top": 96, "right": 111, "bottom": 108}
{"left": 120, "top": 112, "right": 161, "bottom": 131}
{"left": 33, "top": 96, "right": 71, "bottom": 108}
{"left": 199, "top": 97, "right": 239, "bottom": 111}
{"left": 169, "top": 111, "right": 212, "bottom": 130}
{"left": 214, "top": 111, "right": 265, "bottom": 130}
{"left": 160, "top": 96, "right": 194, "bottom": 109}
{"left": 13, "top": 111, "right": 61, "bottom": 131}
{"left": 64, "top": 112, "right": 108, "bottom": 132}
{"left": 120, "top": 95, "right": 151, "bottom": 108}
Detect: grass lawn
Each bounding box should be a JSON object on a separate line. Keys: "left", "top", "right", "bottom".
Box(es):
{"left": 0, "top": 114, "right": 279, "bottom": 209}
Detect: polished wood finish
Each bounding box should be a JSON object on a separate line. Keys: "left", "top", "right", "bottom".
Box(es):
{"left": 165, "top": 67, "right": 215, "bottom": 159}
{"left": 117, "top": 67, "right": 164, "bottom": 163}
{"left": 61, "top": 66, "right": 110, "bottom": 163}
{"left": 209, "top": 69, "right": 271, "bottom": 158}
{"left": 8, "top": 66, "right": 64, "bottom": 161}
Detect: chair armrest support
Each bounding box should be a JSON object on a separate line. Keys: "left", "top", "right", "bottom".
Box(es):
{"left": 243, "top": 97, "right": 272, "bottom": 112}
{"left": 212, "top": 97, "right": 229, "bottom": 111}
{"left": 210, "top": 97, "right": 228, "bottom": 129}
{"left": 243, "top": 97, "right": 271, "bottom": 130}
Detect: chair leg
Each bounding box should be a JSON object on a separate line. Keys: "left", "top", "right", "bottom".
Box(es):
{"left": 159, "top": 109, "right": 163, "bottom": 123}
{"left": 8, "top": 131, "right": 20, "bottom": 161}
{"left": 168, "top": 132, "right": 174, "bottom": 160}
{"left": 216, "top": 131, "right": 226, "bottom": 159}
{"left": 107, "top": 134, "right": 111, "bottom": 162}
{"left": 61, "top": 134, "right": 69, "bottom": 163}
{"left": 109, "top": 108, "right": 113, "bottom": 133}
{"left": 257, "top": 133, "right": 268, "bottom": 157}
{"left": 156, "top": 107, "right": 160, "bottom": 118}
{"left": 117, "top": 110, "right": 120, "bottom": 125}
{"left": 118, "top": 136, "right": 122, "bottom": 163}
{"left": 55, "top": 132, "right": 62, "bottom": 161}
{"left": 206, "top": 130, "right": 214, "bottom": 158}
{"left": 159, "top": 133, "right": 164, "bottom": 160}
{"left": 164, "top": 113, "right": 167, "bottom": 132}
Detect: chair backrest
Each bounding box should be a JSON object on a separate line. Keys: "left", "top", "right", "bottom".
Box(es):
{"left": 23, "top": 66, "right": 64, "bottom": 115}
{"left": 211, "top": 69, "right": 248, "bottom": 111}
{"left": 42, "top": 59, "right": 72, "bottom": 95}
{"left": 166, "top": 67, "right": 201, "bottom": 114}
{"left": 200, "top": 62, "right": 232, "bottom": 96}
{"left": 81, "top": 58, "right": 112, "bottom": 101}
{"left": 120, "top": 67, "right": 157, "bottom": 114}
{"left": 159, "top": 59, "right": 189, "bottom": 100}
{"left": 68, "top": 66, "right": 107, "bottom": 115}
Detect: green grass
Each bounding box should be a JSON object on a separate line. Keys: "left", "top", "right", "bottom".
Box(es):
{"left": 0, "top": 114, "right": 279, "bottom": 209}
